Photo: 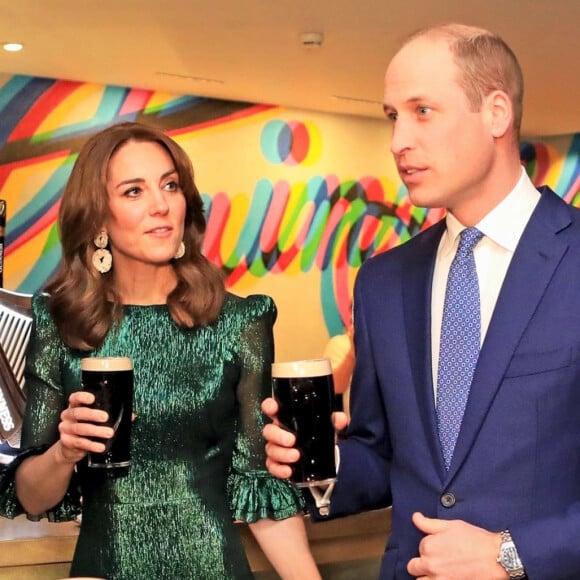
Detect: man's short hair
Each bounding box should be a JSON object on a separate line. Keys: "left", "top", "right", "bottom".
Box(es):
{"left": 404, "top": 23, "right": 524, "bottom": 138}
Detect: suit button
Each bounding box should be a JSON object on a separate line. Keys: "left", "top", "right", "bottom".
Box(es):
{"left": 440, "top": 492, "right": 456, "bottom": 508}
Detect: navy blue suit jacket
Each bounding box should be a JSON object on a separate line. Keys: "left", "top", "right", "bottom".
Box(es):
{"left": 329, "top": 187, "right": 580, "bottom": 579}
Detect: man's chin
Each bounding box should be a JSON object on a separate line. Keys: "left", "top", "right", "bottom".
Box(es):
{"left": 407, "top": 189, "right": 442, "bottom": 210}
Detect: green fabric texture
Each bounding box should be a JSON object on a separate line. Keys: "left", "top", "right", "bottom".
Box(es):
{"left": 0, "top": 293, "right": 304, "bottom": 579}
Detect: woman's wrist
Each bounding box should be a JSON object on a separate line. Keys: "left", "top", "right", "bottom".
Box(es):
{"left": 53, "top": 441, "right": 80, "bottom": 466}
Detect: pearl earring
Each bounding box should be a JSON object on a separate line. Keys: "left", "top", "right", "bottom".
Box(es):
{"left": 174, "top": 241, "right": 185, "bottom": 260}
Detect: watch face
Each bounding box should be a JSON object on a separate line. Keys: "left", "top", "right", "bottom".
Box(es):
{"left": 501, "top": 543, "right": 522, "bottom": 571}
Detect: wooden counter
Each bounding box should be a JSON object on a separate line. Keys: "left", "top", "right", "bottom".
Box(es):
{"left": 0, "top": 508, "right": 391, "bottom": 579}
{"left": 0, "top": 516, "right": 78, "bottom": 579}
{"left": 242, "top": 507, "right": 391, "bottom": 573}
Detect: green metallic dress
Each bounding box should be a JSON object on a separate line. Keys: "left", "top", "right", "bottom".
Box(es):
{"left": 0, "top": 292, "right": 304, "bottom": 579}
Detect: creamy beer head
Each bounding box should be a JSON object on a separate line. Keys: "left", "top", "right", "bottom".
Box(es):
{"left": 271, "top": 358, "right": 331, "bottom": 378}
{"left": 81, "top": 357, "right": 133, "bottom": 372}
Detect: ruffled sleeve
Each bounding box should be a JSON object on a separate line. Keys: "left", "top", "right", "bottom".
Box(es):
{"left": 226, "top": 294, "right": 305, "bottom": 522}
{"left": 228, "top": 471, "right": 304, "bottom": 522}
{"left": 0, "top": 445, "right": 82, "bottom": 521}
{"left": 0, "top": 293, "right": 82, "bottom": 522}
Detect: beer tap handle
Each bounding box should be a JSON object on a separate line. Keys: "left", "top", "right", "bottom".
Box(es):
{"left": 0, "top": 200, "right": 6, "bottom": 288}
{"left": 308, "top": 480, "right": 336, "bottom": 515}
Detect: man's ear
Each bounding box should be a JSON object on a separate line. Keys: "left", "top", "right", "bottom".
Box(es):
{"left": 485, "top": 90, "right": 513, "bottom": 139}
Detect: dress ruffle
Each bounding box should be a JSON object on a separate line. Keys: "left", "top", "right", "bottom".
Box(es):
{"left": 0, "top": 444, "right": 82, "bottom": 522}
{"left": 228, "top": 470, "right": 305, "bottom": 523}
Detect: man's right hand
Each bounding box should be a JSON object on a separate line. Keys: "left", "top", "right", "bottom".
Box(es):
{"left": 261, "top": 397, "right": 349, "bottom": 479}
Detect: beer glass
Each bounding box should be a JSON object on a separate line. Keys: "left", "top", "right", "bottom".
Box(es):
{"left": 272, "top": 358, "right": 336, "bottom": 488}
{"left": 81, "top": 357, "right": 134, "bottom": 469}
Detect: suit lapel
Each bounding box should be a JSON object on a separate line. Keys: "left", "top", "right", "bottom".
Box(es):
{"left": 403, "top": 220, "right": 447, "bottom": 479}
{"left": 447, "top": 188, "right": 571, "bottom": 480}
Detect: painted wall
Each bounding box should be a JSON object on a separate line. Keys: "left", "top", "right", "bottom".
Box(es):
{"left": 1, "top": 76, "right": 579, "bottom": 360}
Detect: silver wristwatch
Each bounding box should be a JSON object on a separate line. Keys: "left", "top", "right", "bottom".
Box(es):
{"left": 497, "top": 530, "right": 526, "bottom": 579}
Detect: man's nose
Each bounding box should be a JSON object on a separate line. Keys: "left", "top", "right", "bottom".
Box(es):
{"left": 390, "top": 121, "right": 413, "bottom": 156}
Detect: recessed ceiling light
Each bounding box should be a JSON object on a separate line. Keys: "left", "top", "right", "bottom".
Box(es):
{"left": 300, "top": 32, "right": 324, "bottom": 48}
{"left": 3, "top": 42, "right": 23, "bottom": 52}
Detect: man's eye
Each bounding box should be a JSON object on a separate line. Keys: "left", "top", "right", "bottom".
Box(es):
{"left": 418, "top": 106, "right": 431, "bottom": 116}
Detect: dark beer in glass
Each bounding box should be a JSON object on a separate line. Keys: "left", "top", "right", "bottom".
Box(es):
{"left": 272, "top": 358, "right": 336, "bottom": 487}
{"left": 81, "top": 357, "right": 134, "bottom": 469}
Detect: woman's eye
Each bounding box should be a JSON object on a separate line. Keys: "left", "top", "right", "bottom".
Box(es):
{"left": 164, "top": 180, "right": 180, "bottom": 192}
{"left": 124, "top": 186, "right": 141, "bottom": 197}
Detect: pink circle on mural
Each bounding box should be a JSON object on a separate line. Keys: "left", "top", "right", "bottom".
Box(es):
{"left": 287, "top": 121, "right": 310, "bottom": 165}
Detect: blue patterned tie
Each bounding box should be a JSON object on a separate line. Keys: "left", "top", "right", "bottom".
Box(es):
{"left": 437, "top": 227, "right": 484, "bottom": 470}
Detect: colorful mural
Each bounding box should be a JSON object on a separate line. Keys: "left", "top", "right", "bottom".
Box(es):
{"left": 1, "top": 75, "right": 579, "bottom": 359}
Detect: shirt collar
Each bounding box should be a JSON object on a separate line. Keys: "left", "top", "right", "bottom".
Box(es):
{"left": 442, "top": 167, "right": 541, "bottom": 254}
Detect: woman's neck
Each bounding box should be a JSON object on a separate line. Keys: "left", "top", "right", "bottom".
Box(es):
{"left": 113, "top": 265, "right": 178, "bottom": 305}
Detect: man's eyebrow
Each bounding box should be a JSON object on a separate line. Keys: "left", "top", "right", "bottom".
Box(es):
{"left": 384, "top": 96, "right": 432, "bottom": 115}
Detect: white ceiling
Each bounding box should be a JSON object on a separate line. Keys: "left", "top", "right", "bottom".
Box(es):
{"left": 0, "top": 0, "right": 578, "bottom": 138}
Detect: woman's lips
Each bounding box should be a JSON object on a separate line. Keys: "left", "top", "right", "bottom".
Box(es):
{"left": 145, "top": 226, "right": 173, "bottom": 236}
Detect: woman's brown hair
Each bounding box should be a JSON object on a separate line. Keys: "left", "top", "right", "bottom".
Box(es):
{"left": 46, "top": 121, "right": 225, "bottom": 350}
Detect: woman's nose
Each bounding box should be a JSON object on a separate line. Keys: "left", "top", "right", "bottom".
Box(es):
{"left": 149, "top": 189, "right": 170, "bottom": 214}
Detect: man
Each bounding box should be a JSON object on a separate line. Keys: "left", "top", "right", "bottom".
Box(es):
{"left": 263, "top": 23, "right": 580, "bottom": 579}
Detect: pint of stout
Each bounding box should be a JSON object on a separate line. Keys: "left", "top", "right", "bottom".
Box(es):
{"left": 81, "top": 357, "right": 134, "bottom": 469}
{"left": 272, "top": 358, "right": 336, "bottom": 487}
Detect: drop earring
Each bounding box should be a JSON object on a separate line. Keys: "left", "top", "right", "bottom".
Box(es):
{"left": 174, "top": 241, "right": 185, "bottom": 260}
{"left": 92, "top": 230, "right": 112, "bottom": 274}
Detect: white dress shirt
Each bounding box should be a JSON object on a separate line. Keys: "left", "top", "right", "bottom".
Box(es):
{"left": 431, "top": 168, "right": 541, "bottom": 398}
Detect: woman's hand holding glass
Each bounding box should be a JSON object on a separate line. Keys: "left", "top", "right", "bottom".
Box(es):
{"left": 56, "top": 391, "right": 114, "bottom": 465}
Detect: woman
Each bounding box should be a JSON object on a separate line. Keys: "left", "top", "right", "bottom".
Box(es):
{"left": 0, "top": 122, "right": 320, "bottom": 579}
